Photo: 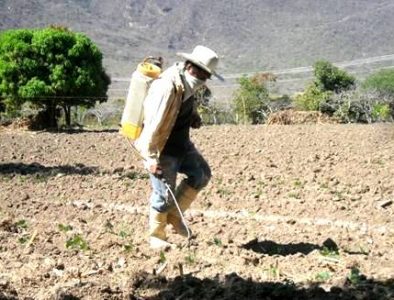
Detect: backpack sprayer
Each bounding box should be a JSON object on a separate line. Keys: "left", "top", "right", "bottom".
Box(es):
{"left": 120, "top": 56, "right": 162, "bottom": 139}
{"left": 120, "top": 57, "right": 192, "bottom": 243}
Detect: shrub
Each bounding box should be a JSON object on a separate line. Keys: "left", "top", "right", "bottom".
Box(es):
{"left": 232, "top": 74, "right": 270, "bottom": 124}
{"left": 314, "top": 60, "right": 355, "bottom": 92}
{"left": 362, "top": 69, "right": 394, "bottom": 96}
{"left": 293, "top": 60, "right": 354, "bottom": 113}
{"left": 328, "top": 89, "right": 393, "bottom": 123}
{"left": 294, "top": 83, "right": 332, "bottom": 111}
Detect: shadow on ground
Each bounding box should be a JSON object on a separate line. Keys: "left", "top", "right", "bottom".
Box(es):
{"left": 55, "top": 128, "right": 119, "bottom": 134}
{"left": 0, "top": 162, "right": 98, "bottom": 176}
{"left": 148, "top": 272, "right": 393, "bottom": 300}
{"left": 242, "top": 238, "right": 339, "bottom": 256}
{"left": 1, "top": 271, "right": 392, "bottom": 299}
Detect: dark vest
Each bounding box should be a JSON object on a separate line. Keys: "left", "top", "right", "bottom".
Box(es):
{"left": 161, "top": 94, "right": 194, "bottom": 156}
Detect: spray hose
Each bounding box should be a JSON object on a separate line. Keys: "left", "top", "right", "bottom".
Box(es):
{"left": 124, "top": 138, "right": 192, "bottom": 241}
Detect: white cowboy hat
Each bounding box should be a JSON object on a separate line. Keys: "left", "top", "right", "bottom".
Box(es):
{"left": 177, "top": 45, "right": 224, "bottom": 81}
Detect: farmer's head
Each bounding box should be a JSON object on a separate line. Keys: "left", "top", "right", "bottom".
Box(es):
{"left": 177, "top": 45, "right": 223, "bottom": 90}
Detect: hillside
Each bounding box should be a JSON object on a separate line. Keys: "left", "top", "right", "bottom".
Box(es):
{"left": 1, "top": 0, "right": 394, "bottom": 79}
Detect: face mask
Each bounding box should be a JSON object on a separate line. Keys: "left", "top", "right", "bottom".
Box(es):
{"left": 184, "top": 71, "right": 206, "bottom": 92}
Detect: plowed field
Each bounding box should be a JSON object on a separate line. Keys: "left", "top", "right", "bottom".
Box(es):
{"left": 1, "top": 124, "right": 393, "bottom": 299}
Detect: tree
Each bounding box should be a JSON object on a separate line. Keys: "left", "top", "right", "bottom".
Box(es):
{"left": 232, "top": 73, "right": 271, "bottom": 124}
{"left": 313, "top": 60, "right": 355, "bottom": 93}
{"left": 0, "top": 27, "right": 110, "bottom": 128}
{"left": 294, "top": 60, "right": 355, "bottom": 112}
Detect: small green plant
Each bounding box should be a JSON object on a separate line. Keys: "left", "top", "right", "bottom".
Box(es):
{"left": 217, "top": 187, "right": 232, "bottom": 197}
{"left": 315, "top": 271, "right": 331, "bottom": 282}
{"left": 371, "top": 158, "right": 385, "bottom": 166}
{"left": 66, "top": 234, "right": 89, "bottom": 251}
{"left": 264, "top": 265, "right": 279, "bottom": 280}
{"left": 185, "top": 252, "right": 196, "bottom": 265}
{"left": 118, "top": 228, "right": 134, "bottom": 253}
{"left": 119, "top": 230, "right": 129, "bottom": 239}
{"left": 320, "top": 246, "right": 339, "bottom": 258}
{"left": 347, "top": 267, "right": 363, "bottom": 285}
{"left": 15, "top": 220, "right": 28, "bottom": 230}
{"left": 58, "top": 223, "right": 73, "bottom": 232}
{"left": 18, "top": 235, "right": 29, "bottom": 244}
{"left": 159, "top": 251, "right": 166, "bottom": 264}
{"left": 319, "top": 182, "right": 329, "bottom": 189}
{"left": 288, "top": 192, "right": 301, "bottom": 199}
{"left": 213, "top": 237, "right": 223, "bottom": 247}
{"left": 123, "top": 242, "right": 134, "bottom": 252}
{"left": 293, "top": 179, "right": 304, "bottom": 188}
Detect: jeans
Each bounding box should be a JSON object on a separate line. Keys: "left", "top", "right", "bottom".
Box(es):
{"left": 149, "top": 143, "right": 211, "bottom": 212}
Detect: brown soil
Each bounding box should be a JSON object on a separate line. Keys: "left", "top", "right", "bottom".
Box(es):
{"left": 266, "top": 110, "right": 339, "bottom": 125}
{"left": 0, "top": 124, "right": 393, "bottom": 299}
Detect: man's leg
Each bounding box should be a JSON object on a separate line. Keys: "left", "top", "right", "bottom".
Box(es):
{"left": 167, "top": 144, "right": 211, "bottom": 236}
{"left": 148, "top": 155, "right": 178, "bottom": 248}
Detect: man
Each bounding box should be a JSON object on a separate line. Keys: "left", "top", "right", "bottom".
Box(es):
{"left": 134, "top": 45, "right": 222, "bottom": 249}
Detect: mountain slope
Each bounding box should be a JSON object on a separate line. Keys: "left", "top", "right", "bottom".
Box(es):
{"left": 1, "top": 0, "right": 394, "bottom": 78}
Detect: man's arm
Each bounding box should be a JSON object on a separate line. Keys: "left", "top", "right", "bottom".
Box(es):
{"left": 134, "top": 78, "right": 176, "bottom": 173}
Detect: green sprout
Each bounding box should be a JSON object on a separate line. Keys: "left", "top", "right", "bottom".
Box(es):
{"left": 185, "top": 252, "right": 196, "bottom": 265}
{"left": 123, "top": 242, "right": 134, "bottom": 253}
{"left": 213, "top": 237, "right": 223, "bottom": 247}
{"left": 58, "top": 223, "right": 73, "bottom": 232}
{"left": 159, "top": 251, "right": 166, "bottom": 264}
{"left": 320, "top": 246, "right": 339, "bottom": 258}
{"left": 264, "top": 265, "right": 279, "bottom": 279}
{"left": 66, "top": 234, "right": 89, "bottom": 251}
{"left": 15, "top": 220, "right": 28, "bottom": 230}
{"left": 315, "top": 271, "right": 331, "bottom": 282}
{"left": 348, "top": 267, "right": 364, "bottom": 285}
{"left": 18, "top": 236, "right": 29, "bottom": 244}
{"left": 119, "top": 230, "right": 129, "bottom": 239}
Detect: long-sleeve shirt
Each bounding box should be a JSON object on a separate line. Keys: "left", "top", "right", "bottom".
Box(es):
{"left": 134, "top": 63, "right": 185, "bottom": 166}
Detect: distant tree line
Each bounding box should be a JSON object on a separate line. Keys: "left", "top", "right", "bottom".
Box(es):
{"left": 231, "top": 60, "right": 394, "bottom": 124}
{"left": 1, "top": 25, "right": 394, "bottom": 129}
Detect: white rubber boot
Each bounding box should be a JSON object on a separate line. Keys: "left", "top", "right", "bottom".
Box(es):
{"left": 149, "top": 208, "right": 173, "bottom": 249}
{"left": 167, "top": 181, "right": 198, "bottom": 238}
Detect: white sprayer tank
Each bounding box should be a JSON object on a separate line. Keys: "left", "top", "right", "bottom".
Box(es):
{"left": 120, "top": 61, "right": 161, "bottom": 140}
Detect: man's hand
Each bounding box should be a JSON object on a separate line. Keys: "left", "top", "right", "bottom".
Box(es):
{"left": 143, "top": 159, "right": 163, "bottom": 177}
{"left": 148, "top": 163, "right": 163, "bottom": 177}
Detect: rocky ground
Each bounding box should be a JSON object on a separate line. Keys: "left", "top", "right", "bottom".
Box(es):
{"left": 0, "top": 124, "right": 393, "bottom": 299}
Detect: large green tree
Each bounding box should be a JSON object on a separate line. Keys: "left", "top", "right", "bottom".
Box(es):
{"left": 0, "top": 27, "right": 110, "bottom": 128}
